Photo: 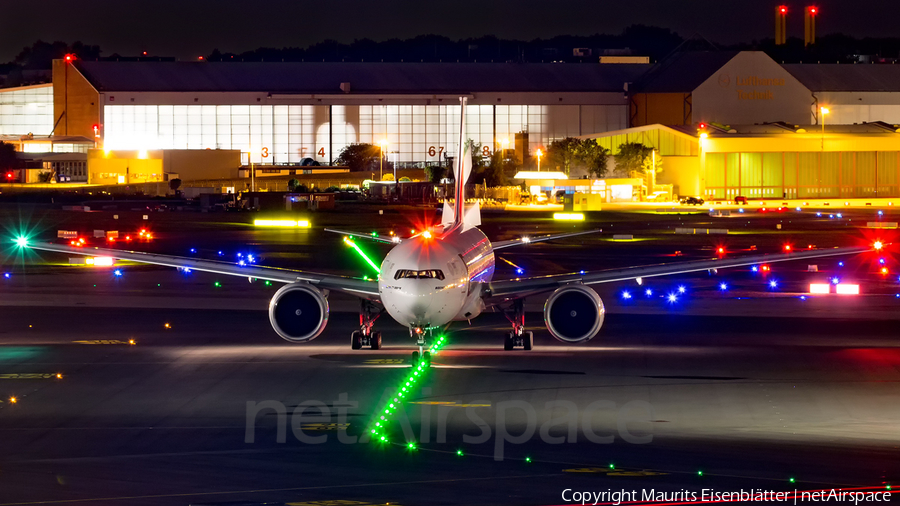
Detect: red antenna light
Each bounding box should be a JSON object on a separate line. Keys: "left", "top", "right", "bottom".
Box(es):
{"left": 698, "top": 123, "right": 707, "bottom": 129}
{"left": 64, "top": 53, "right": 75, "bottom": 62}
{"left": 779, "top": 5, "right": 787, "bottom": 13}
{"left": 198, "top": 56, "right": 204, "bottom": 60}
{"left": 810, "top": 6, "right": 817, "bottom": 14}
{"left": 142, "top": 51, "right": 148, "bottom": 55}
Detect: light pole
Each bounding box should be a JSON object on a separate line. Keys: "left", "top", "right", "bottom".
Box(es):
{"left": 820, "top": 106, "right": 829, "bottom": 151}
{"left": 536, "top": 149, "right": 543, "bottom": 172}
{"left": 379, "top": 140, "right": 388, "bottom": 181}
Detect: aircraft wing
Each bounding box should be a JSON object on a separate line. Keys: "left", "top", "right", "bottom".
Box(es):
{"left": 323, "top": 228, "right": 399, "bottom": 244}
{"left": 484, "top": 244, "right": 876, "bottom": 302}
{"left": 491, "top": 229, "right": 602, "bottom": 250}
{"left": 25, "top": 242, "right": 381, "bottom": 300}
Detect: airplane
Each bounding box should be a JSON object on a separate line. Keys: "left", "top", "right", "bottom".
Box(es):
{"left": 15, "top": 97, "right": 882, "bottom": 364}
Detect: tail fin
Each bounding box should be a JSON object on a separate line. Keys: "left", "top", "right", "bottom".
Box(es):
{"left": 445, "top": 97, "right": 476, "bottom": 232}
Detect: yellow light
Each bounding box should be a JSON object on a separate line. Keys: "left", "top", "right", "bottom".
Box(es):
{"left": 137, "top": 150, "right": 148, "bottom": 159}
{"left": 128, "top": 339, "right": 136, "bottom": 345}
{"left": 809, "top": 283, "right": 830, "bottom": 294}
{"left": 56, "top": 373, "right": 63, "bottom": 379}
{"left": 535, "top": 149, "right": 543, "bottom": 158}
{"left": 422, "top": 231, "right": 432, "bottom": 239}
{"left": 699, "top": 132, "right": 709, "bottom": 139}
{"left": 254, "top": 219, "right": 310, "bottom": 228}
{"left": 553, "top": 213, "right": 585, "bottom": 221}
{"left": 874, "top": 241, "right": 883, "bottom": 250}
{"left": 164, "top": 323, "right": 171, "bottom": 329}
{"left": 9, "top": 396, "right": 16, "bottom": 404}
{"left": 881, "top": 267, "right": 889, "bottom": 275}
{"left": 820, "top": 106, "right": 830, "bottom": 115}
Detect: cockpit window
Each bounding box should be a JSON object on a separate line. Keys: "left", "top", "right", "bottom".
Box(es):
{"left": 394, "top": 269, "right": 445, "bottom": 280}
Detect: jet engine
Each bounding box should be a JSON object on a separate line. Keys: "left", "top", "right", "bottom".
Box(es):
{"left": 543, "top": 284, "right": 605, "bottom": 343}
{"left": 268, "top": 283, "right": 329, "bottom": 343}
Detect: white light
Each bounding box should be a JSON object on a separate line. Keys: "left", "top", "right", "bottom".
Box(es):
{"left": 836, "top": 284, "right": 860, "bottom": 295}
{"left": 678, "top": 285, "right": 686, "bottom": 293}
{"left": 621, "top": 291, "right": 631, "bottom": 300}
{"left": 719, "top": 282, "right": 728, "bottom": 291}
{"left": 90, "top": 257, "right": 114, "bottom": 267}
{"left": 521, "top": 236, "right": 531, "bottom": 244}
{"left": 667, "top": 294, "right": 678, "bottom": 303}
{"left": 635, "top": 277, "right": 643, "bottom": 285}
{"left": 809, "top": 283, "right": 830, "bottom": 294}
{"left": 645, "top": 289, "right": 653, "bottom": 296}
{"left": 15, "top": 236, "right": 28, "bottom": 247}
{"left": 769, "top": 280, "right": 778, "bottom": 288}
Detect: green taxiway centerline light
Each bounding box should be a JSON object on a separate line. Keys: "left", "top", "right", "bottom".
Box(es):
{"left": 609, "top": 464, "right": 615, "bottom": 469}
{"left": 457, "top": 449, "right": 464, "bottom": 456}
{"left": 789, "top": 478, "right": 796, "bottom": 484}
{"left": 343, "top": 237, "right": 381, "bottom": 273}
{"left": 525, "top": 457, "right": 532, "bottom": 463}
{"left": 698, "top": 471, "right": 703, "bottom": 476}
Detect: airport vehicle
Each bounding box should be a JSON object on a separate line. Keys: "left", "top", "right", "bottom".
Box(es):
{"left": 679, "top": 196, "right": 705, "bottom": 205}
{"left": 17, "top": 98, "right": 879, "bottom": 359}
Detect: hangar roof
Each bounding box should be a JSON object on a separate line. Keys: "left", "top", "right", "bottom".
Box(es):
{"left": 74, "top": 61, "right": 650, "bottom": 94}
{"left": 782, "top": 64, "right": 900, "bottom": 92}
{"left": 632, "top": 51, "right": 739, "bottom": 93}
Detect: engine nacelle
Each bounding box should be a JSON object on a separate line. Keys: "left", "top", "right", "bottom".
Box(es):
{"left": 268, "top": 283, "right": 329, "bottom": 343}
{"left": 543, "top": 284, "right": 605, "bottom": 343}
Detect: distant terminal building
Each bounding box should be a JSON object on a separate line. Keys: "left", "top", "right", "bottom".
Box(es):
{"left": 0, "top": 51, "right": 899, "bottom": 199}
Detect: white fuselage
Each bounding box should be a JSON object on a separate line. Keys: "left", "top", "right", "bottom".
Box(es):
{"left": 378, "top": 227, "right": 494, "bottom": 329}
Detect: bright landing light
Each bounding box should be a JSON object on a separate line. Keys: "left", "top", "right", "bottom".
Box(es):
{"left": 553, "top": 213, "right": 585, "bottom": 221}
{"left": 874, "top": 241, "right": 883, "bottom": 250}
{"left": 14, "top": 236, "right": 28, "bottom": 247}
{"left": 253, "top": 219, "right": 311, "bottom": 228}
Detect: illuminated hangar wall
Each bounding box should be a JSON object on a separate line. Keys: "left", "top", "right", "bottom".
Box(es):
{"left": 100, "top": 102, "right": 626, "bottom": 166}
{"left": 0, "top": 84, "right": 53, "bottom": 135}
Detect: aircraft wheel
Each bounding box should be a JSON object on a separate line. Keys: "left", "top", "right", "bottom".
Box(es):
{"left": 523, "top": 331, "right": 533, "bottom": 351}
{"left": 351, "top": 331, "right": 362, "bottom": 350}
{"left": 411, "top": 350, "right": 420, "bottom": 366}
{"left": 370, "top": 331, "right": 382, "bottom": 350}
{"left": 422, "top": 351, "right": 431, "bottom": 367}
{"left": 503, "top": 333, "right": 514, "bottom": 351}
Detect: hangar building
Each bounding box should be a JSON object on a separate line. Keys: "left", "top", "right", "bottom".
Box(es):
{"left": 1, "top": 51, "right": 899, "bottom": 198}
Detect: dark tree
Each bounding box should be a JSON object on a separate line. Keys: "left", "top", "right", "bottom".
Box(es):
{"left": 335, "top": 143, "right": 381, "bottom": 172}
{"left": 168, "top": 178, "right": 182, "bottom": 192}
{"left": 579, "top": 140, "right": 610, "bottom": 178}
{"left": 0, "top": 142, "right": 18, "bottom": 171}
{"left": 287, "top": 178, "right": 300, "bottom": 192}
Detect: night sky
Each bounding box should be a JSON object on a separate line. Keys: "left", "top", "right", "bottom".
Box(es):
{"left": 2, "top": 0, "right": 897, "bottom": 63}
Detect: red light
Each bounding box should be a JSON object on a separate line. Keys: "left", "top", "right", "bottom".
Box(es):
{"left": 784, "top": 245, "right": 792, "bottom": 252}
{"left": 142, "top": 51, "right": 148, "bottom": 55}
{"left": 761, "top": 265, "right": 771, "bottom": 272}
{"left": 5, "top": 172, "right": 12, "bottom": 180}
{"left": 881, "top": 267, "right": 889, "bottom": 275}
{"left": 874, "top": 240, "right": 884, "bottom": 250}
{"left": 198, "top": 56, "right": 204, "bottom": 60}
{"left": 70, "top": 240, "right": 76, "bottom": 246}
{"left": 64, "top": 53, "right": 75, "bottom": 62}
{"left": 698, "top": 123, "right": 707, "bottom": 129}
{"left": 810, "top": 7, "right": 817, "bottom": 14}
{"left": 779, "top": 6, "right": 787, "bottom": 13}
{"left": 717, "top": 247, "right": 725, "bottom": 254}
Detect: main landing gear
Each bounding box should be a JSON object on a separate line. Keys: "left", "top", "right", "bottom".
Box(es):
{"left": 351, "top": 300, "right": 384, "bottom": 350}
{"left": 502, "top": 299, "right": 533, "bottom": 351}
{"left": 411, "top": 327, "right": 431, "bottom": 367}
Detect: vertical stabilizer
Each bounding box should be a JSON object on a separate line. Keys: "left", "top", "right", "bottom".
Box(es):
{"left": 443, "top": 97, "right": 478, "bottom": 233}
{"left": 452, "top": 97, "right": 469, "bottom": 229}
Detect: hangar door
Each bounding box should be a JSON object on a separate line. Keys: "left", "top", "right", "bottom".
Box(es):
{"left": 704, "top": 151, "right": 900, "bottom": 200}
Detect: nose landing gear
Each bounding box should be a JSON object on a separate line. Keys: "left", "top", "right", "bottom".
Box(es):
{"left": 410, "top": 326, "right": 432, "bottom": 367}
{"left": 351, "top": 300, "right": 384, "bottom": 350}
{"left": 502, "top": 299, "right": 533, "bottom": 351}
